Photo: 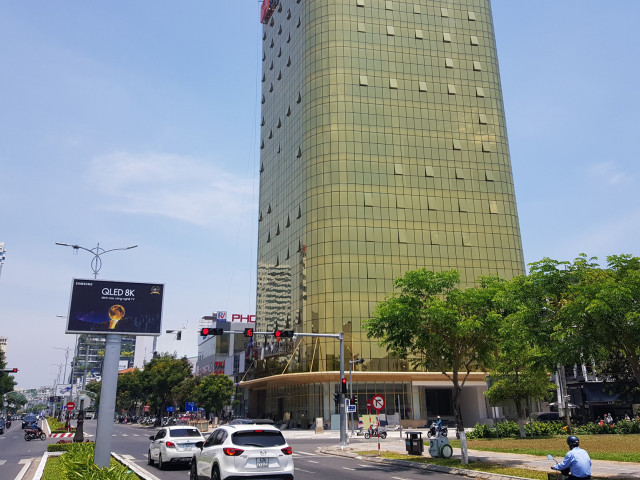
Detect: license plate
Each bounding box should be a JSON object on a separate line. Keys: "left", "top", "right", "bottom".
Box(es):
{"left": 182, "top": 444, "right": 195, "bottom": 450}
{"left": 257, "top": 457, "right": 269, "bottom": 468}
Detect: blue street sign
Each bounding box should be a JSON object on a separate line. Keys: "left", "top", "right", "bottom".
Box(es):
{"left": 166, "top": 406, "right": 174, "bottom": 412}
{"left": 185, "top": 402, "right": 196, "bottom": 412}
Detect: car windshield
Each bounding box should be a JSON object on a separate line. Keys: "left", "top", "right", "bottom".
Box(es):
{"left": 232, "top": 431, "right": 286, "bottom": 447}
{"left": 169, "top": 428, "right": 201, "bottom": 438}
{"left": 25, "top": 415, "right": 37, "bottom": 421}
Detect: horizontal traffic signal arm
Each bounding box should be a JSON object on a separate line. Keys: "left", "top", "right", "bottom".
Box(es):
{"left": 1, "top": 368, "right": 18, "bottom": 373}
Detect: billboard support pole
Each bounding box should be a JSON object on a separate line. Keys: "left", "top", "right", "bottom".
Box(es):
{"left": 94, "top": 334, "right": 122, "bottom": 467}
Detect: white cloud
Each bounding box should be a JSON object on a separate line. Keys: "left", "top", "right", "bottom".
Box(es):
{"left": 587, "top": 161, "right": 631, "bottom": 186}
{"left": 87, "top": 152, "right": 257, "bottom": 227}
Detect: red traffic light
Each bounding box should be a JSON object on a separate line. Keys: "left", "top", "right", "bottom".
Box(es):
{"left": 244, "top": 328, "right": 254, "bottom": 337}
{"left": 1, "top": 368, "right": 18, "bottom": 373}
{"left": 274, "top": 329, "right": 294, "bottom": 338}
{"left": 341, "top": 377, "right": 347, "bottom": 394}
{"left": 201, "top": 328, "right": 223, "bottom": 336}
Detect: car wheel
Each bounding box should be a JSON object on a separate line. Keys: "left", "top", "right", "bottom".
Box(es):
{"left": 147, "top": 450, "right": 154, "bottom": 466}
{"left": 158, "top": 454, "right": 164, "bottom": 470}
{"left": 211, "top": 465, "right": 221, "bottom": 480}
{"left": 190, "top": 460, "right": 198, "bottom": 480}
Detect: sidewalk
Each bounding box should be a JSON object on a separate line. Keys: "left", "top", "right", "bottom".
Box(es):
{"left": 320, "top": 435, "right": 640, "bottom": 480}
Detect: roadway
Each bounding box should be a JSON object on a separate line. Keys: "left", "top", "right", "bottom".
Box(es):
{"left": 0, "top": 421, "right": 456, "bottom": 480}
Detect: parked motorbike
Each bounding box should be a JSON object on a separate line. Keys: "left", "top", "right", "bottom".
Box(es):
{"left": 427, "top": 422, "right": 448, "bottom": 438}
{"left": 364, "top": 427, "right": 387, "bottom": 439}
{"left": 24, "top": 429, "right": 46, "bottom": 441}
{"left": 547, "top": 454, "right": 569, "bottom": 479}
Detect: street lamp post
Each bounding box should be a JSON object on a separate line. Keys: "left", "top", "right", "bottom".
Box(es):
{"left": 55, "top": 242, "right": 138, "bottom": 279}
{"left": 349, "top": 358, "right": 365, "bottom": 436}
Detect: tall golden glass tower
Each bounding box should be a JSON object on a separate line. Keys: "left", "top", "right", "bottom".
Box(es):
{"left": 247, "top": 0, "right": 524, "bottom": 425}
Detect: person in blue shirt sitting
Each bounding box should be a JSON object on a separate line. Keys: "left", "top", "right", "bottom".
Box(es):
{"left": 552, "top": 435, "right": 591, "bottom": 479}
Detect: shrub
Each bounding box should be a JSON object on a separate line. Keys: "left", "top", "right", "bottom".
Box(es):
{"left": 55, "top": 443, "right": 139, "bottom": 479}
{"left": 467, "top": 420, "right": 566, "bottom": 438}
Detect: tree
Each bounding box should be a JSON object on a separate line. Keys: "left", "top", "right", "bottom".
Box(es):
{"left": 140, "top": 353, "right": 193, "bottom": 418}
{"left": 5, "top": 391, "right": 27, "bottom": 414}
{"left": 86, "top": 380, "right": 102, "bottom": 410}
{"left": 172, "top": 376, "right": 201, "bottom": 409}
{"left": 0, "top": 349, "right": 16, "bottom": 398}
{"left": 116, "top": 368, "right": 144, "bottom": 415}
{"left": 364, "top": 269, "right": 502, "bottom": 464}
{"left": 485, "top": 313, "right": 555, "bottom": 437}
{"left": 562, "top": 254, "right": 640, "bottom": 387}
{"left": 193, "top": 374, "right": 235, "bottom": 418}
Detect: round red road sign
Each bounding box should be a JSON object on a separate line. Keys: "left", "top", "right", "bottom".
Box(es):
{"left": 66, "top": 401, "right": 76, "bottom": 410}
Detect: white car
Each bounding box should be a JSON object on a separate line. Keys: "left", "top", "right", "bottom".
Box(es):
{"left": 148, "top": 425, "right": 205, "bottom": 470}
{"left": 190, "top": 424, "right": 294, "bottom": 480}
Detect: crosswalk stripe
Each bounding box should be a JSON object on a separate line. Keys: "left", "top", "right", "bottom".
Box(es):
{"left": 0, "top": 460, "right": 6, "bottom": 465}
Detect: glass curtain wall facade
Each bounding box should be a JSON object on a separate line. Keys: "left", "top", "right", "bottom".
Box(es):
{"left": 255, "top": 0, "right": 524, "bottom": 405}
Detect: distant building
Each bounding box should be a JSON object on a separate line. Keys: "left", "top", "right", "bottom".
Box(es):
{"left": 0, "top": 336, "right": 7, "bottom": 354}
{"left": 71, "top": 335, "right": 136, "bottom": 386}
{"left": 0, "top": 242, "right": 6, "bottom": 278}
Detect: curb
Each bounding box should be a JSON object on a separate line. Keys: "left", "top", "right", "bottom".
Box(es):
{"left": 32, "top": 451, "right": 64, "bottom": 480}
{"left": 320, "top": 447, "right": 533, "bottom": 480}
{"left": 111, "top": 452, "right": 162, "bottom": 480}
{"left": 49, "top": 433, "right": 74, "bottom": 438}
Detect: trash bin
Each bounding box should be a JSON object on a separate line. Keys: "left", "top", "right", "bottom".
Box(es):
{"left": 428, "top": 436, "right": 452, "bottom": 458}
{"left": 404, "top": 431, "right": 424, "bottom": 455}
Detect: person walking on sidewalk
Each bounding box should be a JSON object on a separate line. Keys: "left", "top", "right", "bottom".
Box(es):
{"left": 552, "top": 435, "right": 591, "bottom": 479}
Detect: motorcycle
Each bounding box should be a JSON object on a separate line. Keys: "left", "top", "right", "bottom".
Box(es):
{"left": 24, "top": 429, "right": 46, "bottom": 441}
{"left": 427, "top": 422, "right": 448, "bottom": 438}
{"left": 364, "top": 426, "right": 387, "bottom": 439}
{"left": 547, "top": 454, "right": 569, "bottom": 479}
{"left": 5, "top": 420, "right": 11, "bottom": 429}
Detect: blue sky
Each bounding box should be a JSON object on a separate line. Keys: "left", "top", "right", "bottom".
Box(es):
{"left": 1, "top": 1, "right": 639, "bottom": 389}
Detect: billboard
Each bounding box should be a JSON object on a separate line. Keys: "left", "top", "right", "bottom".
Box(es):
{"left": 66, "top": 279, "right": 164, "bottom": 336}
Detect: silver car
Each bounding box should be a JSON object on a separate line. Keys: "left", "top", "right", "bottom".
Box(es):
{"left": 148, "top": 425, "right": 205, "bottom": 470}
{"left": 190, "top": 424, "right": 294, "bottom": 480}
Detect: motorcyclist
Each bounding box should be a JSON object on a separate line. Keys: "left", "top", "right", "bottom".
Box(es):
{"left": 551, "top": 435, "right": 591, "bottom": 479}
{"left": 436, "top": 416, "right": 442, "bottom": 436}
{"left": 30, "top": 420, "right": 43, "bottom": 434}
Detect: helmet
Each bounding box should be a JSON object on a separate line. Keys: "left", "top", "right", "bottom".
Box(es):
{"left": 437, "top": 416, "right": 441, "bottom": 419}
{"left": 567, "top": 435, "right": 580, "bottom": 448}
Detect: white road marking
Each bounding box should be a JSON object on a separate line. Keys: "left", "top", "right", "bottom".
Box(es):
{"left": 307, "top": 460, "right": 319, "bottom": 464}
{"left": 342, "top": 466, "right": 356, "bottom": 471}
{"left": 295, "top": 468, "right": 314, "bottom": 473}
{"left": 14, "top": 458, "right": 32, "bottom": 480}
{"left": 295, "top": 451, "right": 315, "bottom": 456}
{"left": 392, "top": 477, "right": 410, "bottom": 480}
{"left": 0, "top": 460, "right": 6, "bottom": 465}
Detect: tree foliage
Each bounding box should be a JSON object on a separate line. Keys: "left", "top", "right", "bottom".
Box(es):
{"left": 0, "top": 349, "right": 16, "bottom": 398}
{"left": 140, "top": 353, "right": 194, "bottom": 415}
{"left": 364, "top": 269, "right": 503, "bottom": 464}
{"left": 193, "top": 374, "right": 235, "bottom": 417}
{"left": 561, "top": 254, "right": 640, "bottom": 387}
